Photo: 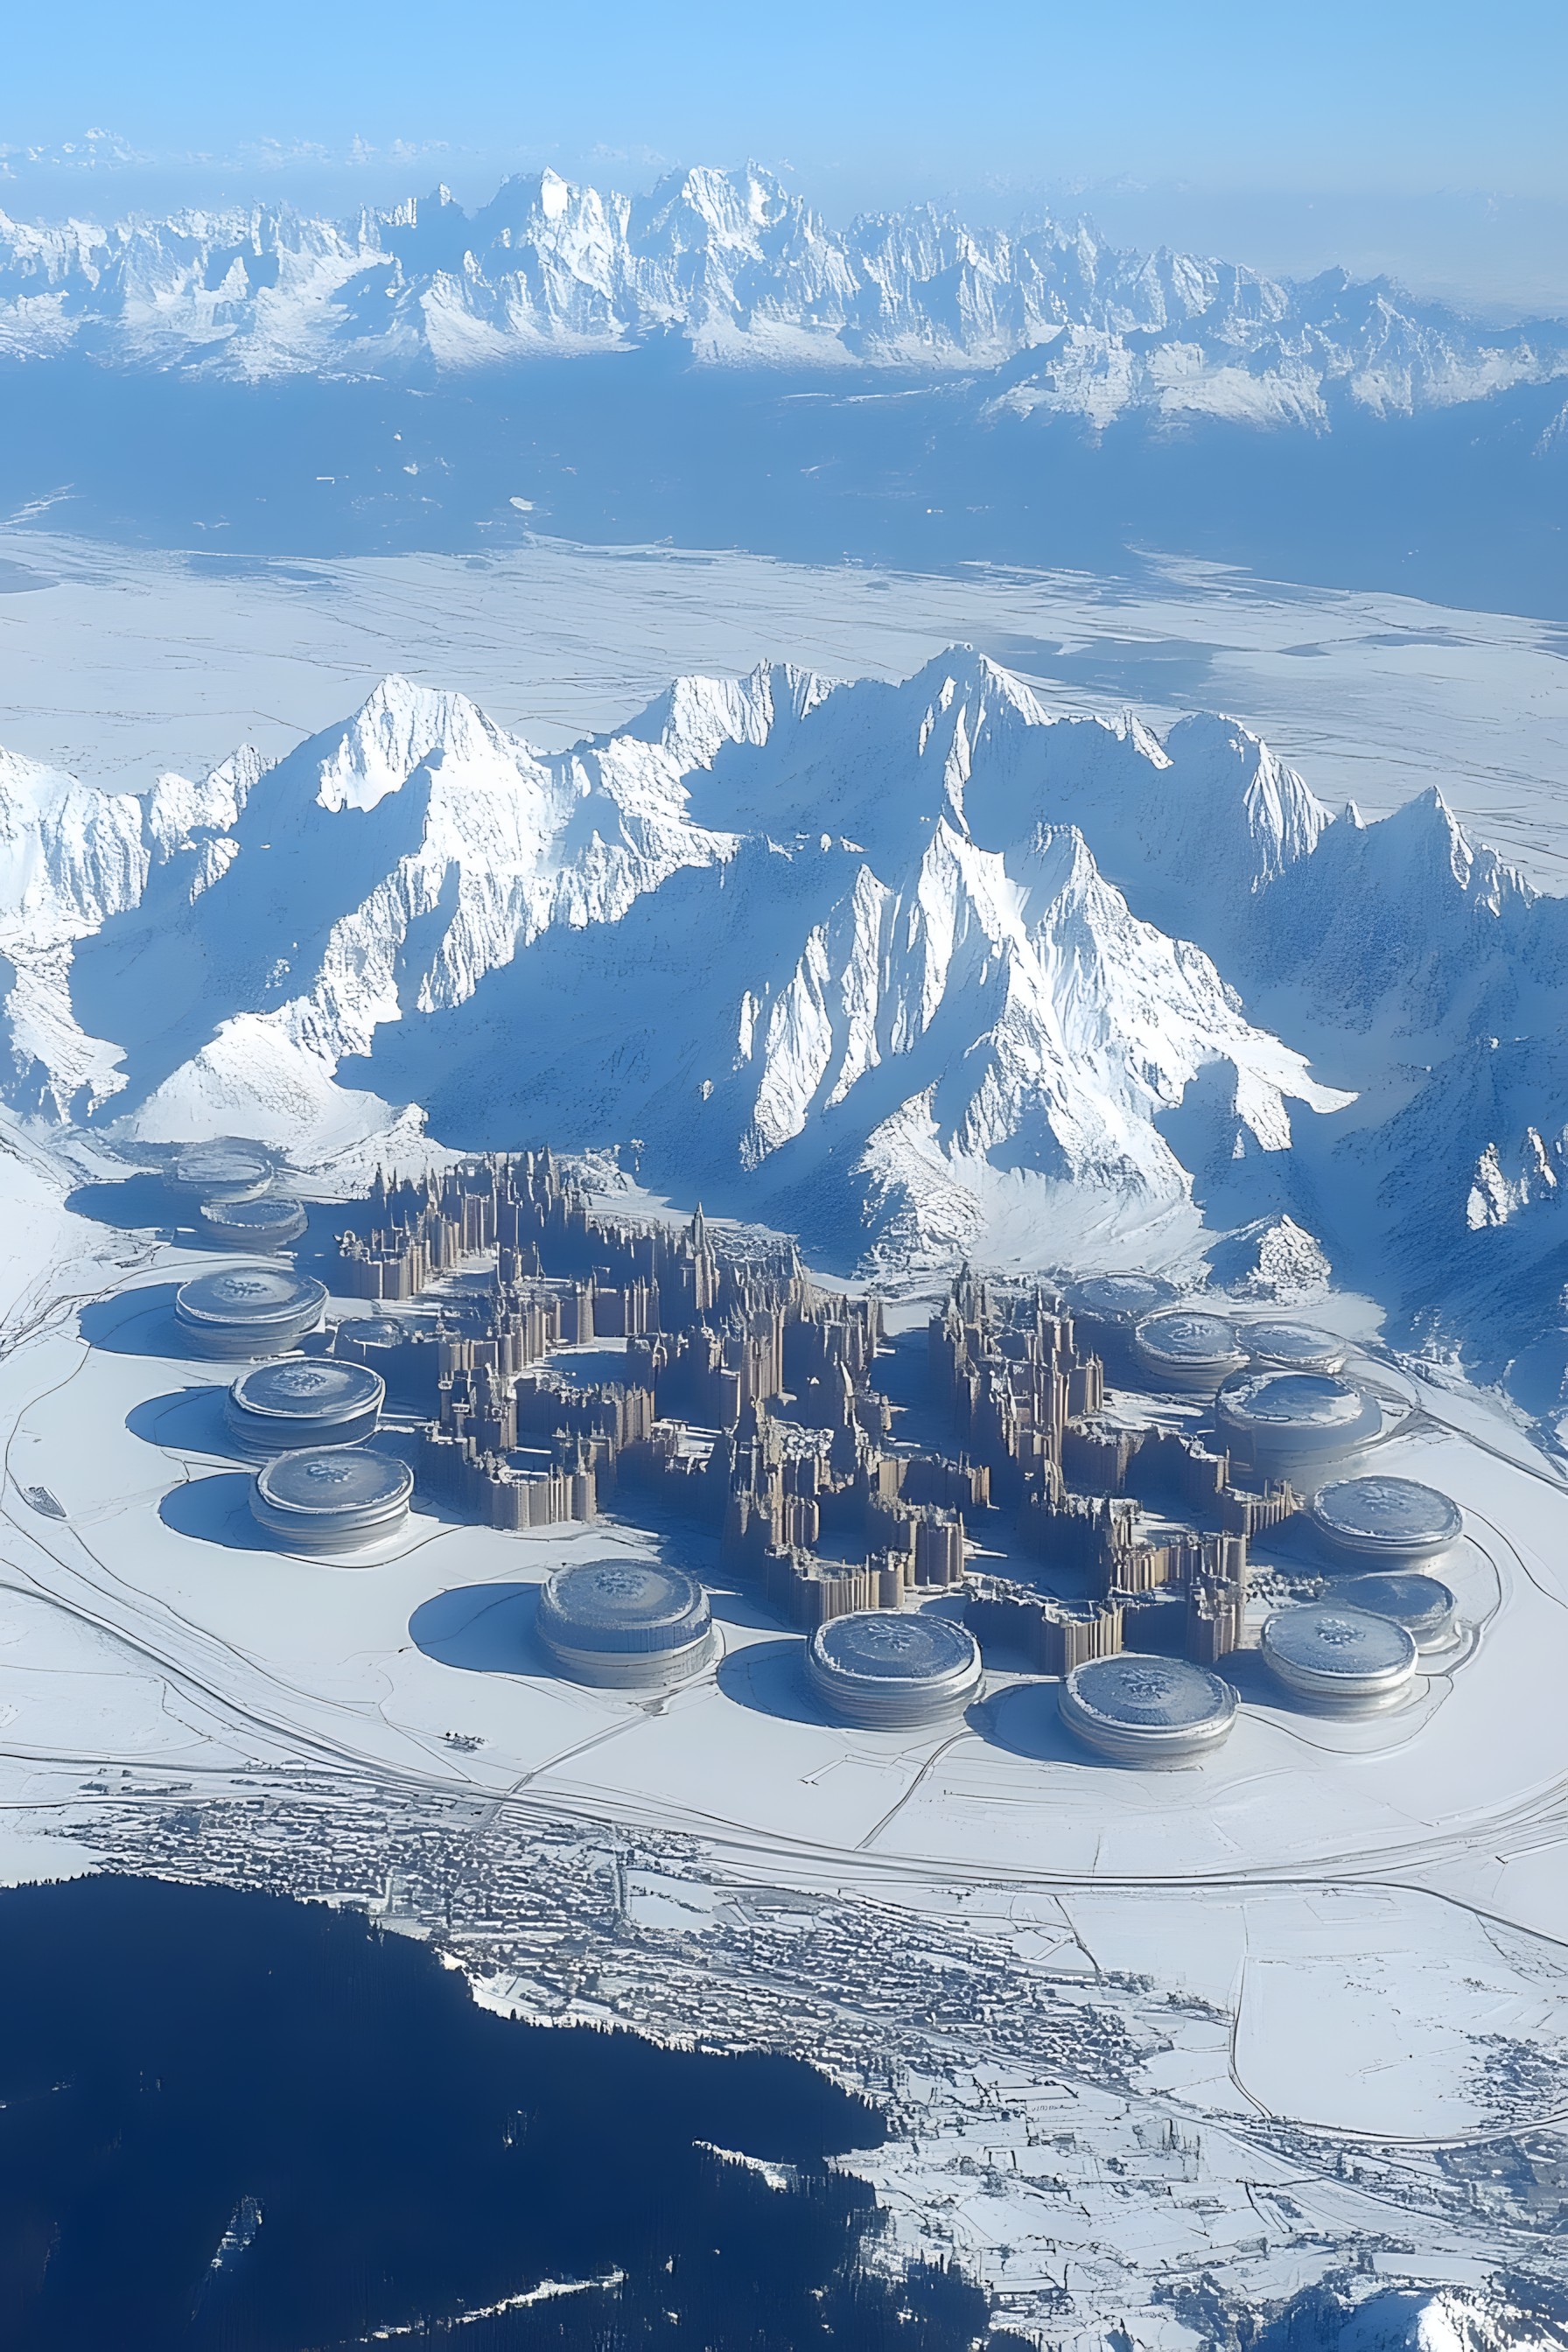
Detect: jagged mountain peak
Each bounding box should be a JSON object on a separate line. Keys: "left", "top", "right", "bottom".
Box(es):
{"left": 2, "top": 164, "right": 1561, "bottom": 419}
{"left": 146, "top": 743, "right": 268, "bottom": 864}
{"left": 640, "top": 160, "right": 801, "bottom": 241}
{"left": 909, "top": 643, "right": 1048, "bottom": 720}
{"left": 0, "top": 747, "right": 146, "bottom": 947}
{"left": 725, "top": 797, "right": 1343, "bottom": 1230}
{"left": 1366, "top": 781, "right": 1534, "bottom": 908}
{"left": 1162, "top": 711, "right": 1334, "bottom": 880}
{"left": 10, "top": 649, "right": 1568, "bottom": 1415}
{"left": 627, "top": 661, "right": 836, "bottom": 771}
{"left": 308, "top": 674, "right": 518, "bottom": 815}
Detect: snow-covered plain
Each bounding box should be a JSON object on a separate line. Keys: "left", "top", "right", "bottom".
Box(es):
{"left": 2, "top": 529, "right": 1565, "bottom": 887}
{"left": 4, "top": 1219, "right": 1568, "bottom": 2332}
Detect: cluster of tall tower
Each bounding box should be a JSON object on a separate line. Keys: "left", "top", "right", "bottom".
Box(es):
{"left": 330, "top": 1158, "right": 1305, "bottom": 1661}
{"left": 933, "top": 1270, "right": 1298, "bottom": 1669}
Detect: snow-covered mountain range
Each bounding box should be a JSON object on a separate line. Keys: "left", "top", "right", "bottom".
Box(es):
{"left": 3, "top": 163, "right": 1564, "bottom": 429}
{"left": 4, "top": 647, "right": 1568, "bottom": 1415}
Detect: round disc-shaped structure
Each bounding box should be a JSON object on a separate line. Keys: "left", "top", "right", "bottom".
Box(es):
{"left": 1133, "top": 1309, "right": 1246, "bottom": 1394}
{"left": 198, "top": 1194, "right": 309, "bottom": 1253}
{"left": 226, "top": 1357, "right": 385, "bottom": 1460}
{"left": 536, "top": 1560, "right": 715, "bottom": 1690}
{"left": 336, "top": 1319, "right": 406, "bottom": 1354}
{"left": 1215, "top": 1368, "right": 1383, "bottom": 1479}
{"left": 1241, "top": 1321, "right": 1348, "bottom": 1376}
{"left": 1260, "top": 1601, "right": 1418, "bottom": 1713}
{"left": 174, "top": 1265, "right": 327, "bottom": 1360}
{"left": 333, "top": 1317, "right": 426, "bottom": 1408}
{"left": 806, "top": 1611, "right": 981, "bottom": 1730}
{"left": 172, "top": 1143, "right": 274, "bottom": 1203}
{"left": 250, "top": 1446, "right": 413, "bottom": 1554}
{"left": 1340, "top": 1571, "right": 1458, "bottom": 1652}
{"left": 1072, "top": 1273, "right": 1179, "bottom": 1329}
{"left": 1309, "top": 1474, "right": 1462, "bottom": 1564}
{"left": 1059, "top": 1652, "right": 1239, "bottom": 1768}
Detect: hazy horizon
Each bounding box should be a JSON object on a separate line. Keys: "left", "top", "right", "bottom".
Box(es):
{"left": 4, "top": 0, "right": 1565, "bottom": 315}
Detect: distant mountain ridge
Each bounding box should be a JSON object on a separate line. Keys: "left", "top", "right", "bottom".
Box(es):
{"left": 3, "top": 161, "right": 1565, "bottom": 429}
{"left": 4, "top": 649, "right": 1568, "bottom": 1423}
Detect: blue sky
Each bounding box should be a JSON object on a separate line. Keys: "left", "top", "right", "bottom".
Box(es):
{"left": 8, "top": 0, "right": 1564, "bottom": 199}
{"left": 5, "top": 1, "right": 1566, "bottom": 309}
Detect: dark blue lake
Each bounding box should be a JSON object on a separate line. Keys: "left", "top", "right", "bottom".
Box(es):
{"left": 0, "top": 1875, "right": 1012, "bottom": 2351}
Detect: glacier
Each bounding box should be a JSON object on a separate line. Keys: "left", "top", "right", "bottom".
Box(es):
{"left": 4, "top": 645, "right": 1567, "bottom": 1418}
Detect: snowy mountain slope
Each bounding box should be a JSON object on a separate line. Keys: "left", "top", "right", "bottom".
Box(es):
{"left": 982, "top": 265, "right": 1567, "bottom": 431}
{"left": 342, "top": 798, "right": 1340, "bottom": 1274}
{"left": 4, "top": 643, "right": 1568, "bottom": 1404}
{"left": 0, "top": 649, "right": 1350, "bottom": 1242}
{"left": 70, "top": 672, "right": 739, "bottom": 1128}
{"left": 1235, "top": 784, "right": 1536, "bottom": 1051}
{"left": 1, "top": 164, "right": 1563, "bottom": 427}
{"left": 679, "top": 651, "right": 1333, "bottom": 930}
{"left": 0, "top": 748, "right": 148, "bottom": 1115}
{"left": 1336, "top": 2287, "right": 1568, "bottom": 2352}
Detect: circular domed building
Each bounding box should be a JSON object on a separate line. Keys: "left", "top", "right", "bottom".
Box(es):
{"left": 1133, "top": 1309, "right": 1246, "bottom": 1394}
{"left": 171, "top": 1143, "right": 274, "bottom": 1205}
{"left": 197, "top": 1194, "right": 309, "bottom": 1253}
{"left": 536, "top": 1560, "right": 715, "bottom": 1690}
{"left": 1241, "top": 1321, "right": 1348, "bottom": 1376}
{"left": 250, "top": 1446, "right": 413, "bottom": 1554}
{"left": 1309, "top": 1474, "right": 1462, "bottom": 1565}
{"left": 174, "top": 1266, "right": 327, "bottom": 1360}
{"left": 333, "top": 1317, "right": 425, "bottom": 1410}
{"left": 1260, "top": 1601, "right": 1418, "bottom": 1713}
{"left": 1059, "top": 1652, "right": 1238, "bottom": 1768}
{"left": 806, "top": 1612, "right": 981, "bottom": 1730}
{"left": 1339, "top": 1571, "right": 1458, "bottom": 1653}
{"left": 335, "top": 1318, "right": 407, "bottom": 1362}
{"left": 225, "top": 1357, "right": 385, "bottom": 1460}
{"left": 1072, "top": 1273, "right": 1179, "bottom": 1330}
{"left": 1215, "top": 1368, "right": 1383, "bottom": 1481}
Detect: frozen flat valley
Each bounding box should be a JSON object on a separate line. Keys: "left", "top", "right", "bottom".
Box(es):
{"left": 4, "top": 527, "right": 1568, "bottom": 888}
